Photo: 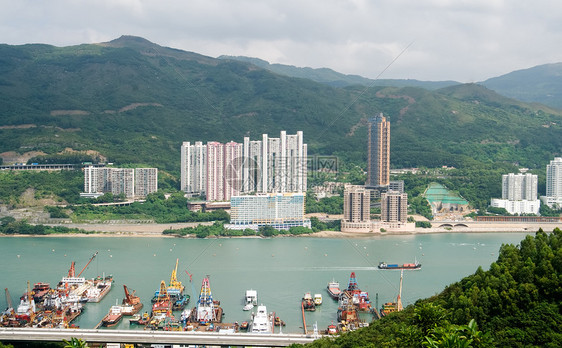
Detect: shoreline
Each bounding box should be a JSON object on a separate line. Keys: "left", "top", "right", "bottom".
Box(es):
{"left": 1, "top": 221, "right": 560, "bottom": 238}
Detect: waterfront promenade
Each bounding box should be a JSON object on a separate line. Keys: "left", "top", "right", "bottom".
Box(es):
{"left": 0, "top": 328, "right": 316, "bottom": 347}
{"left": 40, "top": 220, "right": 562, "bottom": 237}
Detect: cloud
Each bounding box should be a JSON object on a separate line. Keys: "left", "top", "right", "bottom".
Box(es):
{"left": 1, "top": 0, "right": 561, "bottom": 82}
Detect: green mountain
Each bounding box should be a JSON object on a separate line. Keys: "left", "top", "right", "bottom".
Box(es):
{"left": 481, "top": 63, "right": 562, "bottom": 109}
{"left": 1, "top": 35, "right": 562, "bottom": 177}
{"left": 219, "top": 55, "right": 458, "bottom": 89}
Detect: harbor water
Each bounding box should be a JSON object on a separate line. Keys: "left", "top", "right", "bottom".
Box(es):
{"left": 0, "top": 233, "right": 531, "bottom": 333}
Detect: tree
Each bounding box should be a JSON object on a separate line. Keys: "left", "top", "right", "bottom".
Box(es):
{"left": 63, "top": 338, "right": 88, "bottom": 348}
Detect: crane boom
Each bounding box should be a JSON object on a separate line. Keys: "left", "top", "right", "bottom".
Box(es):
{"left": 4, "top": 288, "right": 13, "bottom": 309}
{"left": 77, "top": 251, "right": 99, "bottom": 277}
{"left": 170, "top": 258, "right": 179, "bottom": 284}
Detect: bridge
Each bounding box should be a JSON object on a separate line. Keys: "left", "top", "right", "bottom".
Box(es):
{"left": 0, "top": 328, "right": 318, "bottom": 347}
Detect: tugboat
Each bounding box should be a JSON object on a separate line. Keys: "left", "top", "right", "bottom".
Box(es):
{"left": 302, "top": 292, "right": 316, "bottom": 311}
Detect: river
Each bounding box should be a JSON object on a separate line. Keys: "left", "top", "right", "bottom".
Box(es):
{"left": 0, "top": 232, "right": 531, "bottom": 333}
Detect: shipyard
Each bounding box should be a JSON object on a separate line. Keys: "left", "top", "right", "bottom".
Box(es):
{"left": 0, "top": 247, "right": 421, "bottom": 336}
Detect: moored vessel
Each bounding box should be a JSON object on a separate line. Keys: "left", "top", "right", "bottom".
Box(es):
{"left": 302, "top": 292, "right": 315, "bottom": 311}
{"left": 326, "top": 279, "right": 341, "bottom": 300}
{"left": 120, "top": 285, "right": 143, "bottom": 316}
{"left": 243, "top": 289, "right": 257, "bottom": 311}
{"left": 314, "top": 293, "right": 323, "bottom": 306}
{"left": 249, "top": 304, "right": 273, "bottom": 334}
{"left": 102, "top": 304, "right": 123, "bottom": 327}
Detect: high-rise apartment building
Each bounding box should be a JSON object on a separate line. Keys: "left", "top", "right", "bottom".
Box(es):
{"left": 134, "top": 168, "right": 158, "bottom": 197}
{"left": 181, "top": 131, "right": 307, "bottom": 201}
{"left": 381, "top": 191, "right": 408, "bottom": 223}
{"left": 492, "top": 172, "right": 540, "bottom": 214}
{"left": 502, "top": 173, "right": 537, "bottom": 200}
{"left": 541, "top": 157, "right": 562, "bottom": 208}
{"left": 82, "top": 166, "right": 157, "bottom": 199}
{"left": 228, "top": 193, "right": 310, "bottom": 230}
{"left": 341, "top": 185, "right": 371, "bottom": 232}
{"left": 367, "top": 113, "right": 390, "bottom": 187}
{"left": 343, "top": 185, "right": 371, "bottom": 223}
{"left": 180, "top": 141, "right": 206, "bottom": 194}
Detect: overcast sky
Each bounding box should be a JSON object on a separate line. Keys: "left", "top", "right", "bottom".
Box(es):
{"left": 2, "top": 0, "right": 561, "bottom": 82}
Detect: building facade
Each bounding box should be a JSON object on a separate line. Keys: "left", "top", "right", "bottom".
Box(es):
{"left": 502, "top": 173, "right": 537, "bottom": 200}
{"left": 541, "top": 157, "right": 562, "bottom": 208}
{"left": 181, "top": 131, "right": 307, "bottom": 201}
{"left": 341, "top": 185, "right": 371, "bottom": 232}
{"left": 227, "top": 193, "right": 310, "bottom": 230}
{"left": 82, "top": 166, "right": 157, "bottom": 199}
{"left": 381, "top": 191, "right": 408, "bottom": 223}
{"left": 367, "top": 113, "right": 390, "bottom": 187}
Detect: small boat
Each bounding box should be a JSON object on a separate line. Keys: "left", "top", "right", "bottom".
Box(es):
{"left": 240, "top": 321, "right": 249, "bottom": 331}
{"left": 302, "top": 292, "right": 315, "bottom": 311}
{"left": 129, "top": 313, "right": 141, "bottom": 325}
{"left": 378, "top": 259, "right": 421, "bottom": 270}
{"left": 326, "top": 279, "right": 341, "bottom": 300}
{"left": 274, "top": 316, "right": 286, "bottom": 326}
{"left": 314, "top": 293, "right": 323, "bottom": 306}
{"left": 243, "top": 289, "right": 257, "bottom": 311}
{"left": 102, "top": 305, "right": 123, "bottom": 327}
{"left": 326, "top": 323, "right": 338, "bottom": 335}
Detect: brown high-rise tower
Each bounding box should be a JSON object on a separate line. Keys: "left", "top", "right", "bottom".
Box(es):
{"left": 367, "top": 113, "right": 390, "bottom": 187}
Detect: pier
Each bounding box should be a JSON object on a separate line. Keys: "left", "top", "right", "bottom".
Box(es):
{"left": 0, "top": 328, "right": 316, "bottom": 347}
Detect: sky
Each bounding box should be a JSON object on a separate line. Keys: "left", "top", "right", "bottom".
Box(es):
{"left": 1, "top": 0, "right": 561, "bottom": 83}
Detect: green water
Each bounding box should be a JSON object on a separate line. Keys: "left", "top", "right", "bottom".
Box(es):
{"left": 0, "top": 233, "right": 531, "bottom": 333}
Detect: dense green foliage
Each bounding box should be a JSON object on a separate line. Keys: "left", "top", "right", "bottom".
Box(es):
{"left": 306, "top": 192, "right": 343, "bottom": 214}
{"left": 162, "top": 221, "right": 317, "bottom": 238}
{"left": 0, "top": 170, "right": 84, "bottom": 207}
{"left": 69, "top": 192, "right": 229, "bottom": 223}
{"left": 0, "top": 220, "right": 87, "bottom": 235}
{"left": 162, "top": 216, "right": 339, "bottom": 238}
{"left": 1, "top": 37, "right": 562, "bottom": 181}
{"left": 482, "top": 62, "right": 562, "bottom": 109}
{"left": 296, "top": 229, "right": 562, "bottom": 347}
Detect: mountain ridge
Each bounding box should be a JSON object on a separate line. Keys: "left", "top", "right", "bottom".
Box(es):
{"left": 0, "top": 36, "right": 561, "bottom": 176}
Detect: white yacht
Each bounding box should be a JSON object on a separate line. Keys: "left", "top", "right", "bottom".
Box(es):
{"left": 250, "top": 305, "right": 272, "bottom": 334}
{"left": 243, "top": 289, "right": 258, "bottom": 311}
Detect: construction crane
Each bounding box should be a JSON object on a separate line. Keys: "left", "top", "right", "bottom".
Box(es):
{"left": 77, "top": 251, "right": 98, "bottom": 277}
{"left": 3, "top": 288, "right": 13, "bottom": 314}
{"left": 169, "top": 258, "right": 182, "bottom": 289}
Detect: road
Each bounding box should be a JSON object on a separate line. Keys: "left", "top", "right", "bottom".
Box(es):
{"left": 0, "top": 327, "right": 318, "bottom": 347}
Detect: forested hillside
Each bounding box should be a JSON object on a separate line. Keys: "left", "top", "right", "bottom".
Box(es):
{"left": 1, "top": 36, "right": 562, "bottom": 177}
{"left": 296, "top": 229, "right": 562, "bottom": 347}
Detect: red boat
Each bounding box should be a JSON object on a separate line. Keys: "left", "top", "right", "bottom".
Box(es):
{"left": 102, "top": 305, "right": 123, "bottom": 327}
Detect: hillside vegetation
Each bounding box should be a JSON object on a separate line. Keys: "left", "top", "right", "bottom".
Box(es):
{"left": 482, "top": 62, "right": 562, "bottom": 109}
{"left": 1, "top": 36, "right": 562, "bottom": 175}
